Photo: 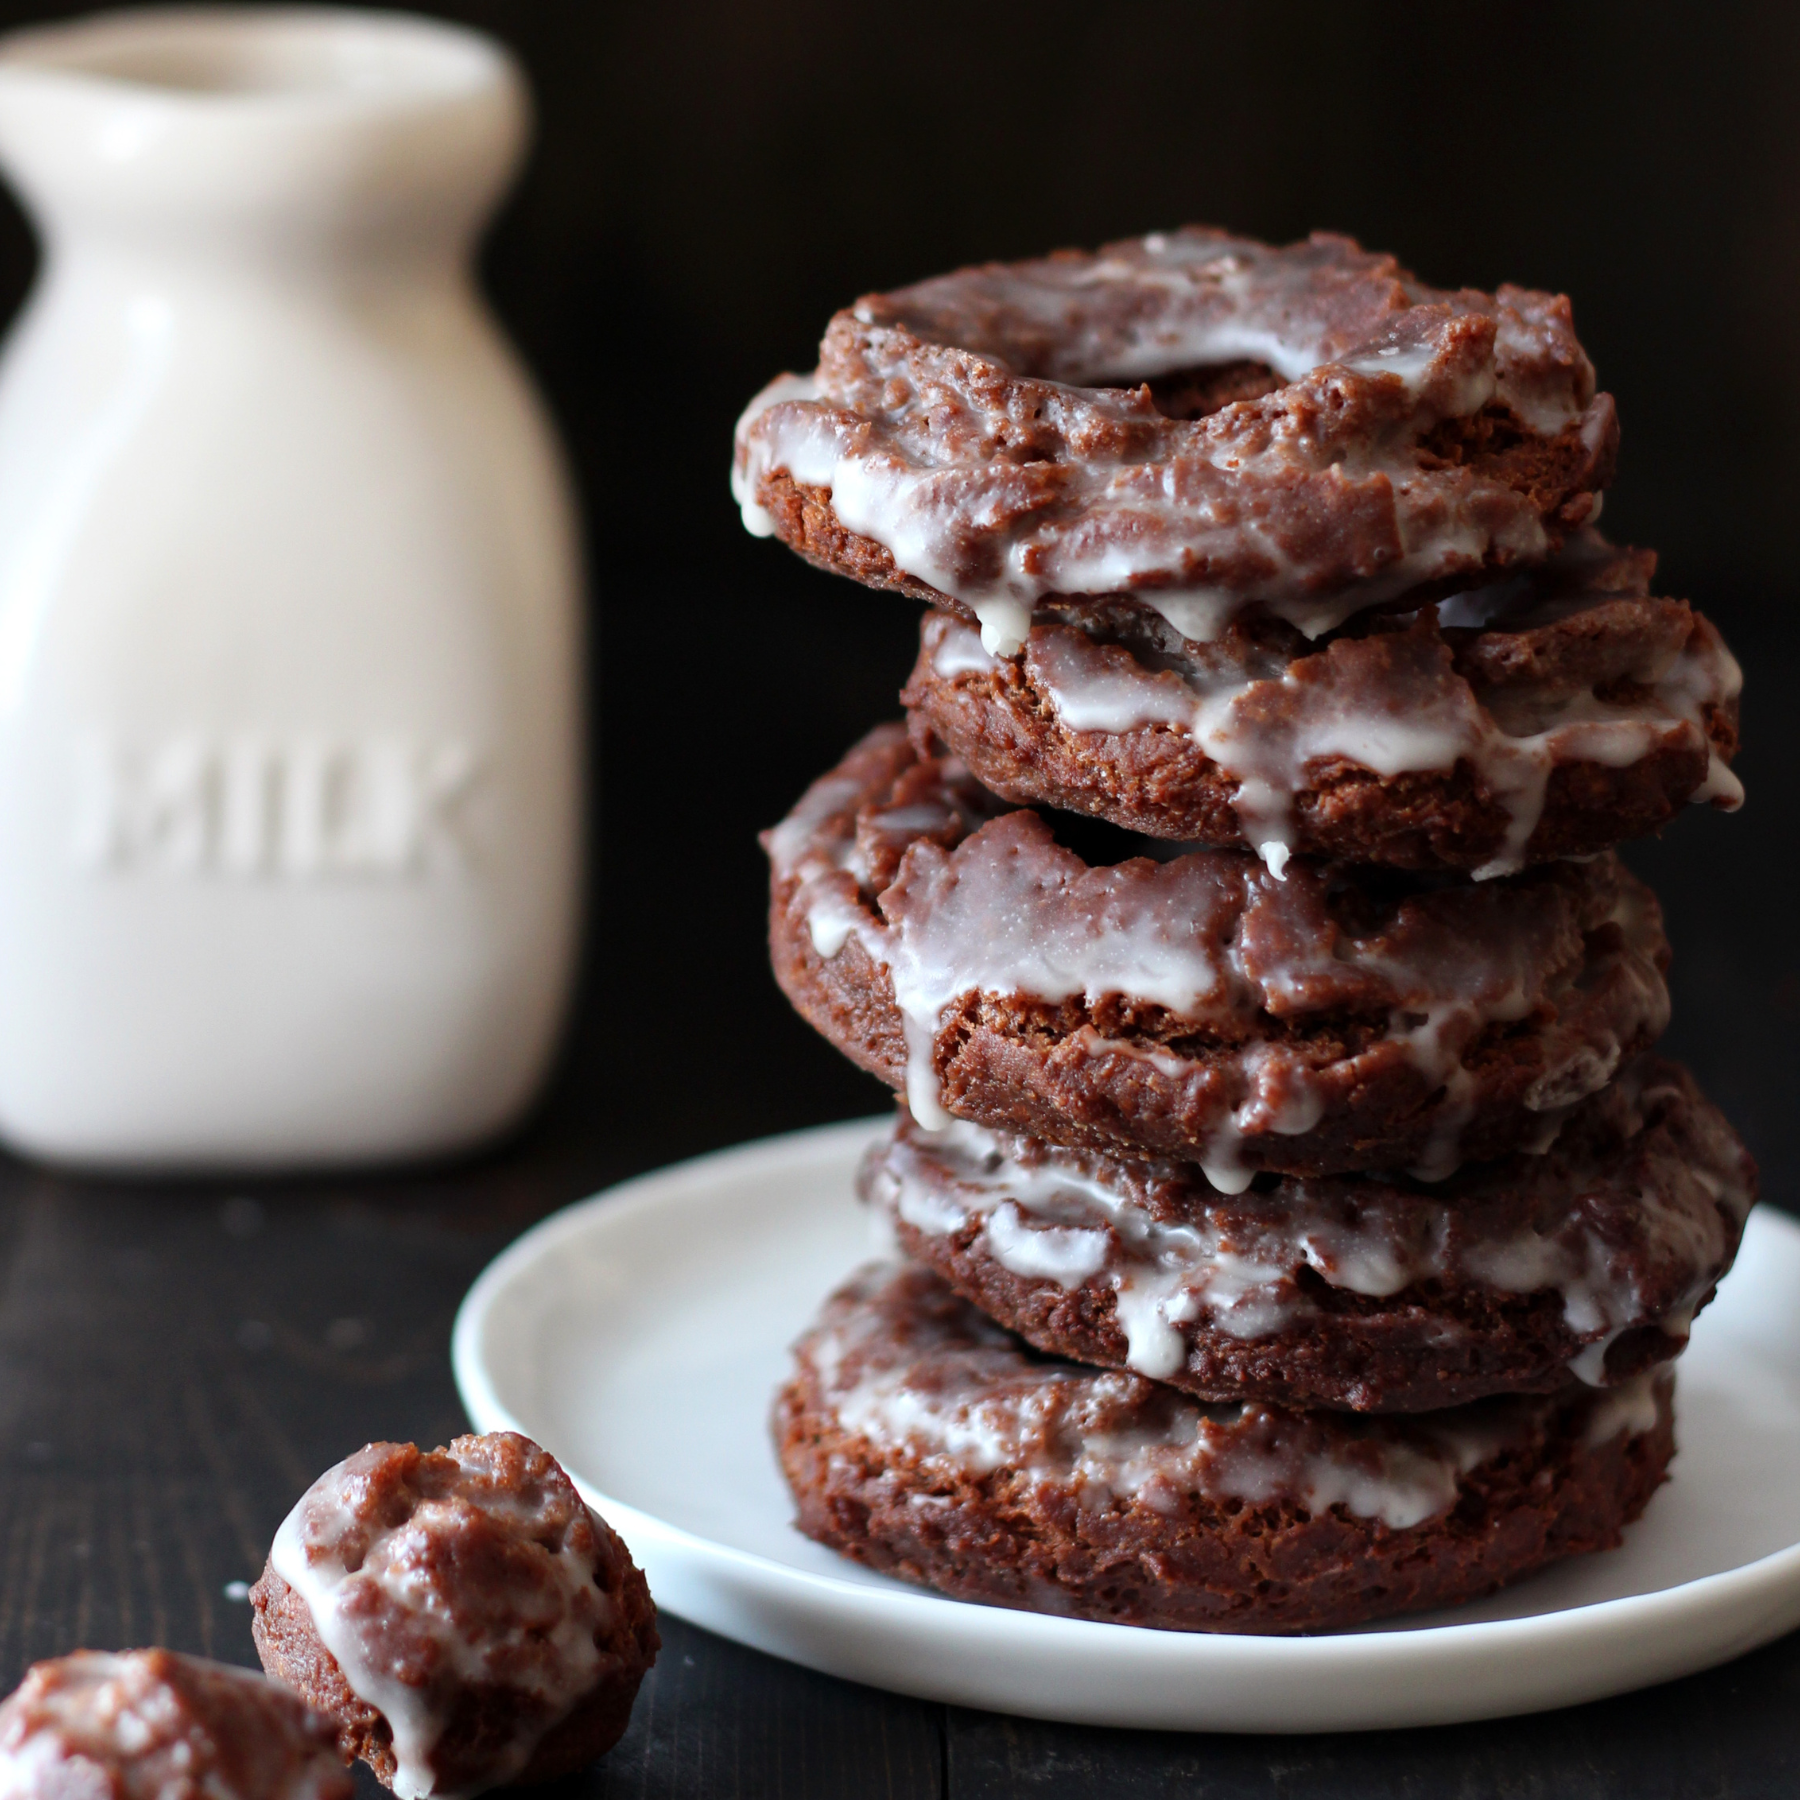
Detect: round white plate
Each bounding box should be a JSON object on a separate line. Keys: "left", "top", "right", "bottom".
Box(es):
{"left": 452, "top": 1118, "right": 1800, "bottom": 1733}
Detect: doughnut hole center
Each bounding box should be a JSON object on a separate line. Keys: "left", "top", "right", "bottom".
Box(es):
{"left": 1131, "top": 361, "right": 1284, "bottom": 420}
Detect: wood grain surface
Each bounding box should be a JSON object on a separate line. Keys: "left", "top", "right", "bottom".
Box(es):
{"left": 1, "top": 1130, "right": 1796, "bottom": 1800}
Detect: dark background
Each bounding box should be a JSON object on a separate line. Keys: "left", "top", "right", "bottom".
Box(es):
{"left": 0, "top": 4, "right": 1797, "bottom": 1796}
{"left": 0, "top": 0, "right": 1790, "bottom": 1195}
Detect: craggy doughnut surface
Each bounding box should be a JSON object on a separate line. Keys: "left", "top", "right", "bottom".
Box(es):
{"left": 776, "top": 1263, "right": 1674, "bottom": 1634}
{"left": 252, "top": 1432, "right": 657, "bottom": 1798}
{"left": 865, "top": 1058, "right": 1753, "bottom": 1413}
{"left": 733, "top": 229, "right": 1618, "bottom": 657}
{"left": 902, "top": 534, "right": 1742, "bottom": 872}
{"left": 0, "top": 1649, "right": 351, "bottom": 1800}
{"left": 764, "top": 727, "right": 1671, "bottom": 1180}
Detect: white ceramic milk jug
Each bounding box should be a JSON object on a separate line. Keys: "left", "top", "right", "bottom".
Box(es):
{"left": 0, "top": 9, "right": 583, "bottom": 1170}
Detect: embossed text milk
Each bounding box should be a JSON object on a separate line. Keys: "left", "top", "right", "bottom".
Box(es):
{"left": 0, "top": 11, "right": 583, "bottom": 1167}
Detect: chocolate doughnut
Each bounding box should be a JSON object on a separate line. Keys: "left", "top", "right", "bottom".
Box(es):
{"left": 252, "top": 1431, "right": 657, "bottom": 1799}
{"left": 776, "top": 1262, "right": 1674, "bottom": 1634}
{"left": 733, "top": 228, "right": 1618, "bottom": 659}
{"left": 863, "top": 1058, "right": 1753, "bottom": 1412}
{"left": 764, "top": 727, "right": 1671, "bottom": 1180}
{"left": 0, "top": 1649, "right": 351, "bottom": 1800}
{"left": 902, "top": 533, "right": 1742, "bottom": 874}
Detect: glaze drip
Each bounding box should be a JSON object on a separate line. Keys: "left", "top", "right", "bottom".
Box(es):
{"left": 734, "top": 229, "right": 1616, "bottom": 653}
{"left": 865, "top": 1055, "right": 1752, "bottom": 1390}
{"left": 905, "top": 515, "right": 1743, "bottom": 880}
{"left": 804, "top": 1261, "right": 1669, "bottom": 1531}
{"left": 765, "top": 727, "right": 1671, "bottom": 1177}
{"left": 269, "top": 1435, "right": 610, "bottom": 1800}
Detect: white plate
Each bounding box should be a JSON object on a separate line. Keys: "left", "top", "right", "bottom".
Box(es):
{"left": 452, "top": 1118, "right": 1800, "bottom": 1733}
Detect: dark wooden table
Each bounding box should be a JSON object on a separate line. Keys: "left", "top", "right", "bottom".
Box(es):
{"left": 1, "top": 1096, "right": 1797, "bottom": 1800}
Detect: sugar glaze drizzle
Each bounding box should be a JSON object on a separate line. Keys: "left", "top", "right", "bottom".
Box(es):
{"left": 734, "top": 229, "right": 1615, "bottom": 655}
{"left": 924, "top": 591, "right": 1741, "bottom": 879}
{"left": 805, "top": 1263, "right": 1669, "bottom": 1532}
{"left": 269, "top": 1440, "right": 610, "bottom": 1800}
{"left": 867, "top": 1083, "right": 1750, "bottom": 1386}
{"left": 766, "top": 729, "right": 1671, "bottom": 1184}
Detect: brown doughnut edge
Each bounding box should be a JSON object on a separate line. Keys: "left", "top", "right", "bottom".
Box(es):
{"left": 776, "top": 1298, "right": 1675, "bottom": 1635}
{"left": 250, "top": 1530, "right": 658, "bottom": 1791}
{"left": 765, "top": 731, "right": 1671, "bottom": 1176}
{"left": 0, "top": 1648, "right": 355, "bottom": 1800}
{"left": 866, "top": 1058, "right": 1754, "bottom": 1413}
{"left": 750, "top": 436, "right": 1610, "bottom": 624}
{"left": 740, "top": 228, "right": 1623, "bottom": 622}
{"left": 901, "top": 602, "right": 1740, "bottom": 868}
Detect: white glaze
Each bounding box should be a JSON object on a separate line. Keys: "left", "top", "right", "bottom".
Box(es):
{"left": 765, "top": 731, "right": 976, "bottom": 1126}
{"left": 730, "top": 373, "right": 820, "bottom": 537}
{"left": 738, "top": 386, "right": 1530, "bottom": 658}
{"left": 882, "top": 814, "right": 1234, "bottom": 1129}
{"left": 932, "top": 599, "right": 1743, "bottom": 877}
{"left": 1580, "top": 1370, "right": 1666, "bottom": 1445}
{"left": 875, "top": 1109, "right": 1746, "bottom": 1383}
{"left": 811, "top": 1262, "right": 1653, "bottom": 1533}
{"left": 982, "top": 1200, "right": 1111, "bottom": 1286}
{"left": 774, "top": 733, "right": 1669, "bottom": 1175}
{"left": 270, "top": 1447, "right": 608, "bottom": 1800}
{"left": 735, "top": 232, "right": 1597, "bottom": 653}
{"left": 0, "top": 1651, "right": 346, "bottom": 1800}
{"left": 943, "top": 851, "right": 1530, "bottom": 1179}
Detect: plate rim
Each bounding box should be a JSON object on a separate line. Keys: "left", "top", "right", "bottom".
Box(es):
{"left": 451, "top": 1116, "right": 1800, "bottom": 1730}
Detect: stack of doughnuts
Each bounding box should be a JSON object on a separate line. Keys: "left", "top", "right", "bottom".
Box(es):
{"left": 737, "top": 229, "right": 1755, "bottom": 1633}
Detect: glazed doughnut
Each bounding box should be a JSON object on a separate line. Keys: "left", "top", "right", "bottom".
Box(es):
{"left": 902, "top": 532, "right": 1742, "bottom": 873}
{"left": 863, "top": 1058, "right": 1753, "bottom": 1413}
{"left": 0, "top": 1650, "right": 351, "bottom": 1800}
{"left": 764, "top": 726, "right": 1670, "bottom": 1182}
{"left": 252, "top": 1431, "right": 657, "bottom": 1799}
{"left": 734, "top": 229, "right": 1618, "bottom": 657}
{"left": 776, "top": 1262, "right": 1674, "bottom": 1634}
